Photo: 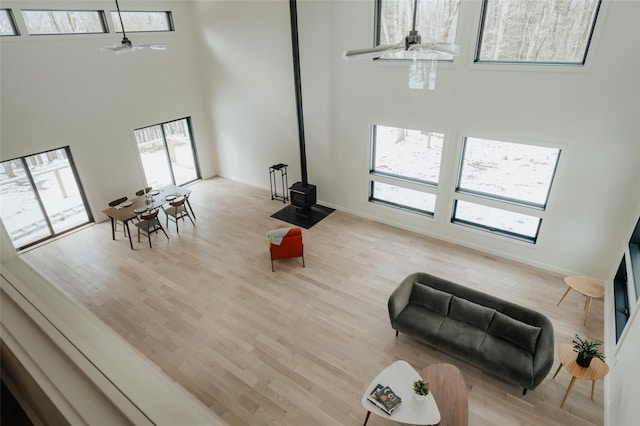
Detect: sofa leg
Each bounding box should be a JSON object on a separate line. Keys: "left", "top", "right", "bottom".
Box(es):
{"left": 522, "top": 388, "right": 527, "bottom": 395}
{"left": 395, "top": 330, "right": 398, "bottom": 337}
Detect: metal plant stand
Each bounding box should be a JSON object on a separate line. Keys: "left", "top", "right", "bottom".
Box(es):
{"left": 269, "top": 163, "right": 289, "bottom": 203}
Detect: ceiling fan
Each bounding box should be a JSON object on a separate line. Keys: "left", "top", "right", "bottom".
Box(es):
{"left": 101, "top": 0, "right": 167, "bottom": 54}
{"left": 343, "top": 0, "right": 460, "bottom": 60}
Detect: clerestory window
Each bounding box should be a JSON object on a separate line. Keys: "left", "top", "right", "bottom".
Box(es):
{"left": 475, "top": 0, "right": 602, "bottom": 64}
{"left": 22, "top": 10, "right": 107, "bottom": 35}
{"left": 376, "top": 0, "right": 461, "bottom": 61}
{"left": 0, "top": 9, "right": 18, "bottom": 36}
{"left": 111, "top": 10, "right": 173, "bottom": 33}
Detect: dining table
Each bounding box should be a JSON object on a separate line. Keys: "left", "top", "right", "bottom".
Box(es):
{"left": 102, "top": 184, "right": 193, "bottom": 250}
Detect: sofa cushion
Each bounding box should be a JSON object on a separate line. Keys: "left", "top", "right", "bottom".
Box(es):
{"left": 487, "top": 311, "right": 541, "bottom": 353}
{"left": 436, "top": 317, "right": 487, "bottom": 354}
{"left": 477, "top": 335, "right": 535, "bottom": 386}
{"left": 448, "top": 296, "right": 496, "bottom": 331}
{"left": 412, "top": 282, "right": 453, "bottom": 315}
{"left": 394, "top": 304, "right": 445, "bottom": 339}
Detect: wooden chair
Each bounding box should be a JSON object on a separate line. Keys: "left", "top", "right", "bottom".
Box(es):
{"left": 135, "top": 186, "right": 153, "bottom": 196}
{"left": 267, "top": 227, "right": 305, "bottom": 272}
{"left": 134, "top": 208, "right": 168, "bottom": 248}
{"left": 163, "top": 197, "right": 194, "bottom": 233}
{"left": 108, "top": 196, "right": 129, "bottom": 236}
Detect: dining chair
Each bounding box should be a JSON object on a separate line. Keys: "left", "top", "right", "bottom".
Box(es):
{"left": 134, "top": 208, "right": 169, "bottom": 248}
{"left": 135, "top": 186, "right": 153, "bottom": 196}
{"left": 267, "top": 227, "right": 304, "bottom": 272}
{"left": 108, "top": 196, "right": 129, "bottom": 236}
{"left": 163, "top": 197, "right": 194, "bottom": 233}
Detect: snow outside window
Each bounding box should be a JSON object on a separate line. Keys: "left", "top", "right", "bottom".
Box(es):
{"left": 476, "top": 0, "right": 601, "bottom": 64}
{"left": 0, "top": 147, "right": 91, "bottom": 250}
{"left": 369, "top": 125, "right": 442, "bottom": 216}
{"left": 453, "top": 137, "right": 560, "bottom": 243}
{"left": 376, "top": 0, "right": 460, "bottom": 61}
{"left": 134, "top": 117, "right": 200, "bottom": 190}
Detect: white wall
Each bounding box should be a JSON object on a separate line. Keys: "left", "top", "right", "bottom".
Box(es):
{"left": 194, "top": 0, "right": 640, "bottom": 279}
{"left": 0, "top": 0, "right": 217, "bottom": 222}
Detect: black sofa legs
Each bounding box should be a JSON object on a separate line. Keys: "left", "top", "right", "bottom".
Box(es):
{"left": 395, "top": 330, "right": 399, "bottom": 337}
{"left": 523, "top": 388, "right": 528, "bottom": 395}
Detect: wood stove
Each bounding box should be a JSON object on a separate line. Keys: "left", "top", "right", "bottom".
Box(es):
{"left": 290, "top": 182, "right": 316, "bottom": 216}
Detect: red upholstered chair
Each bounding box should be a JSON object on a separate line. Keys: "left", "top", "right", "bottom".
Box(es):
{"left": 267, "top": 227, "right": 305, "bottom": 272}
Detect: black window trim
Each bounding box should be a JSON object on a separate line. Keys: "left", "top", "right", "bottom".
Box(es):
{"left": 474, "top": 0, "right": 603, "bottom": 66}
{"left": 451, "top": 199, "right": 541, "bottom": 244}
{"left": 369, "top": 181, "right": 435, "bottom": 218}
{"left": 373, "top": 0, "right": 457, "bottom": 63}
{"left": 1, "top": 8, "right": 20, "bottom": 36}
{"left": 134, "top": 116, "right": 201, "bottom": 187}
{"left": 110, "top": 10, "right": 175, "bottom": 33}
{"left": 455, "top": 136, "right": 561, "bottom": 210}
{"left": 21, "top": 9, "right": 108, "bottom": 35}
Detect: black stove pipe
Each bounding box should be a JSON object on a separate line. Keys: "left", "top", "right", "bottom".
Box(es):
{"left": 289, "top": 0, "right": 308, "bottom": 186}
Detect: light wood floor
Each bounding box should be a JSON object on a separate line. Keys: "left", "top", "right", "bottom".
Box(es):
{"left": 22, "top": 177, "right": 605, "bottom": 426}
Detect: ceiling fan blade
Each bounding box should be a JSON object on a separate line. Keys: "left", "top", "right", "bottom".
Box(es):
{"left": 343, "top": 42, "right": 405, "bottom": 60}
{"left": 409, "top": 42, "right": 460, "bottom": 56}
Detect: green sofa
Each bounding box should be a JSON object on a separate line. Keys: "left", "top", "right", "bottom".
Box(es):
{"left": 388, "top": 272, "right": 554, "bottom": 394}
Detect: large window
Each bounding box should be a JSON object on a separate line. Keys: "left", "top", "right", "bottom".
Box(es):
{"left": 476, "top": 0, "right": 601, "bottom": 64}
{"left": 614, "top": 216, "right": 640, "bottom": 343}
{"left": 0, "top": 147, "right": 92, "bottom": 250}
{"left": 369, "top": 125, "right": 443, "bottom": 216}
{"left": 452, "top": 137, "right": 560, "bottom": 242}
{"left": 376, "top": 0, "right": 460, "bottom": 60}
{"left": 111, "top": 11, "right": 173, "bottom": 33}
{"left": 134, "top": 117, "right": 200, "bottom": 189}
{"left": 1, "top": 9, "right": 18, "bottom": 36}
{"left": 22, "top": 10, "right": 107, "bottom": 35}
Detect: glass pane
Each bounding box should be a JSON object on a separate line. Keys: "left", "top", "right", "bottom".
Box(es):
{"left": 22, "top": 10, "right": 106, "bottom": 34}
{"left": 454, "top": 200, "right": 540, "bottom": 239}
{"left": 112, "top": 11, "right": 172, "bottom": 32}
{"left": 25, "top": 149, "right": 89, "bottom": 234}
{"left": 0, "top": 160, "right": 51, "bottom": 248}
{"left": 0, "top": 9, "right": 17, "bottom": 36}
{"left": 373, "top": 125, "right": 443, "bottom": 184}
{"left": 372, "top": 181, "right": 436, "bottom": 214}
{"left": 477, "top": 0, "right": 600, "bottom": 63}
{"left": 378, "top": 0, "right": 460, "bottom": 60}
{"left": 163, "top": 119, "right": 198, "bottom": 185}
{"left": 459, "top": 137, "right": 559, "bottom": 207}
{"left": 134, "top": 125, "right": 173, "bottom": 189}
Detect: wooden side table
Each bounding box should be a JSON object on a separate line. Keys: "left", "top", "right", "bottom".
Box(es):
{"left": 420, "top": 363, "right": 468, "bottom": 426}
{"left": 556, "top": 275, "right": 605, "bottom": 325}
{"left": 552, "top": 344, "right": 608, "bottom": 408}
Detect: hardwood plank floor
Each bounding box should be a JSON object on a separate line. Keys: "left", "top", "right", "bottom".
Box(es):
{"left": 22, "top": 177, "right": 605, "bottom": 425}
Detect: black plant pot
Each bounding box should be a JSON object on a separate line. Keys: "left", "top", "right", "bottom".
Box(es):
{"left": 576, "top": 353, "right": 593, "bottom": 368}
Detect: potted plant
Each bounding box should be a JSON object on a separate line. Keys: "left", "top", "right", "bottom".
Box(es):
{"left": 572, "top": 334, "right": 605, "bottom": 367}
{"left": 413, "top": 379, "right": 430, "bottom": 401}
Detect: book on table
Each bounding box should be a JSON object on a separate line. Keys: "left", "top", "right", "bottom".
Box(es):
{"left": 367, "top": 384, "right": 402, "bottom": 415}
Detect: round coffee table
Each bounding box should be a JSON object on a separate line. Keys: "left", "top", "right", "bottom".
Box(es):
{"left": 552, "top": 344, "right": 608, "bottom": 408}
{"left": 556, "top": 275, "right": 605, "bottom": 325}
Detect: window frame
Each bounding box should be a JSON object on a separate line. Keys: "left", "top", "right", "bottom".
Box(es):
{"left": 369, "top": 124, "right": 443, "bottom": 217}
{"left": 21, "top": 9, "right": 108, "bottom": 35}
{"left": 374, "top": 0, "right": 460, "bottom": 62}
{"left": 0, "top": 146, "right": 93, "bottom": 251}
{"left": 474, "top": 0, "right": 602, "bottom": 66}
{"left": 0, "top": 9, "right": 19, "bottom": 36}
{"left": 451, "top": 136, "right": 561, "bottom": 243}
{"left": 133, "top": 117, "right": 201, "bottom": 189}
{"left": 110, "top": 10, "right": 174, "bottom": 33}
